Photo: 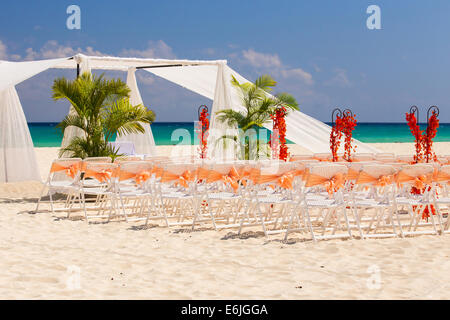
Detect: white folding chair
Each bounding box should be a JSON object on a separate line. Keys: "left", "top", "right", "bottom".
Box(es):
{"left": 351, "top": 164, "right": 398, "bottom": 239}
{"left": 285, "top": 164, "right": 353, "bottom": 242}
{"left": 393, "top": 164, "right": 440, "bottom": 237}
{"left": 35, "top": 158, "right": 83, "bottom": 214}
{"left": 80, "top": 162, "right": 120, "bottom": 223}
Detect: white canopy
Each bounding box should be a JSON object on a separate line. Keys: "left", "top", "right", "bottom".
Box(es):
{"left": 0, "top": 53, "right": 378, "bottom": 182}
{"left": 115, "top": 67, "right": 157, "bottom": 156}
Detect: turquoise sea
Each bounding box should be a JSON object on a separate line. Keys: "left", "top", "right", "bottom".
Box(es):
{"left": 28, "top": 122, "right": 450, "bottom": 147}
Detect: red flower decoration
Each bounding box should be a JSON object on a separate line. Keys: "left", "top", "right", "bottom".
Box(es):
{"left": 271, "top": 106, "right": 289, "bottom": 161}
{"left": 196, "top": 108, "right": 209, "bottom": 159}
{"left": 406, "top": 110, "right": 439, "bottom": 220}
{"left": 330, "top": 116, "right": 344, "bottom": 162}
{"left": 342, "top": 113, "right": 357, "bottom": 161}
{"left": 405, "top": 112, "right": 423, "bottom": 163}
{"left": 423, "top": 111, "right": 439, "bottom": 163}
{"left": 330, "top": 112, "right": 357, "bottom": 162}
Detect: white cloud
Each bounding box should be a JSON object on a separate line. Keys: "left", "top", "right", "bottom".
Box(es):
{"left": 21, "top": 40, "right": 175, "bottom": 61}
{"left": 242, "top": 49, "right": 282, "bottom": 68}
{"left": 0, "top": 41, "right": 22, "bottom": 61}
{"left": 24, "top": 40, "right": 106, "bottom": 60}
{"left": 325, "top": 68, "right": 351, "bottom": 87}
{"left": 0, "top": 40, "right": 8, "bottom": 60}
{"left": 236, "top": 48, "right": 314, "bottom": 85}
{"left": 136, "top": 72, "right": 155, "bottom": 86}
{"left": 280, "top": 68, "right": 314, "bottom": 85}
{"left": 119, "top": 40, "right": 175, "bottom": 59}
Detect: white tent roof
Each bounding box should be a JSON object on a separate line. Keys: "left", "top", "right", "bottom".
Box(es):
{"left": 0, "top": 57, "right": 69, "bottom": 91}
{"left": 53, "top": 54, "right": 226, "bottom": 70}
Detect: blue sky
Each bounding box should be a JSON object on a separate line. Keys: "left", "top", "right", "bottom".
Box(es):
{"left": 1, "top": 0, "right": 450, "bottom": 122}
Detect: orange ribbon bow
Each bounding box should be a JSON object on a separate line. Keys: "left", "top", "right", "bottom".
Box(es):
{"left": 306, "top": 172, "right": 345, "bottom": 195}
{"left": 85, "top": 169, "right": 113, "bottom": 183}
{"left": 396, "top": 171, "right": 431, "bottom": 189}
{"left": 50, "top": 162, "right": 80, "bottom": 179}
{"left": 161, "top": 170, "right": 192, "bottom": 188}
{"left": 277, "top": 173, "right": 294, "bottom": 189}
{"left": 356, "top": 171, "right": 393, "bottom": 187}
{"left": 135, "top": 171, "right": 151, "bottom": 185}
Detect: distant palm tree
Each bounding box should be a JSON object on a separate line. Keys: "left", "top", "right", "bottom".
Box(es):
{"left": 52, "top": 72, "right": 155, "bottom": 159}
{"left": 216, "top": 75, "right": 298, "bottom": 160}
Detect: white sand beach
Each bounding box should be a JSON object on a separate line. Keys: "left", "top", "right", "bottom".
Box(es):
{"left": 1, "top": 143, "right": 450, "bottom": 299}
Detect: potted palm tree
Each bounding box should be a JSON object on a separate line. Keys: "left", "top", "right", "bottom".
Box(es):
{"left": 216, "top": 75, "right": 298, "bottom": 160}
{"left": 52, "top": 72, "right": 155, "bottom": 159}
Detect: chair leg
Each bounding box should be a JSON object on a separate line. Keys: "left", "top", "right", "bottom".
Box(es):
{"left": 34, "top": 184, "right": 47, "bottom": 213}
{"left": 304, "top": 206, "right": 317, "bottom": 243}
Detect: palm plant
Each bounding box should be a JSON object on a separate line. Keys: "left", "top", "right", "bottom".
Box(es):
{"left": 216, "top": 75, "right": 298, "bottom": 160}
{"left": 53, "top": 72, "right": 155, "bottom": 159}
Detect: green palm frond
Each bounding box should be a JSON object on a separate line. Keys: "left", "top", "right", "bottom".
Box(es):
{"left": 254, "top": 74, "right": 276, "bottom": 92}
{"left": 274, "top": 92, "right": 299, "bottom": 111}
{"left": 101, "top": 98, "right": 155, "bottom": 142}
{"left": 53, "top": 72, "right": 156, "bottom": 159}
{"left": 217, "top": 74, "right": 299, "bottom": 159}
{"left": 216, "top": 109, "right": 245, "bottom": 128}
{"left": 56, "top": 113, "right": 88, "bottom": 135}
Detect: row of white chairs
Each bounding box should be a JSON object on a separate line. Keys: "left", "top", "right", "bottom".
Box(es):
{"left": 35, "top": 156, "right": 450, "bottom": 242}
{"left": 292, "top": 152, "right": 450, "bottom": 164}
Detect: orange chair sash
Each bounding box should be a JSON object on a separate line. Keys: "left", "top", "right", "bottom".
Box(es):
{"left": 160, "top": 170, "right": 192, "bottom": 188}
{"left": 306, "top": 172, "right": 345, "bottom": 194}
{"left": 433, "top": 171, "right": 450, "bottom": 183}
{"left": 347, "top": 168, "right": 359, "bottom": 181}
{"left": 356, "top": 171, "right": 393, "bottom": 187}
{"left": 84, "top": 168, "right": 113, "bottom": 183}
{"left": 249, "top": 168, "right": 297, "bottom": 189}
{"left": 396, "top": 172, "right": 432, "bottom": 189}
{"left": 50, "top": 162, "right": 81, "bottom": 179}
{"left": 277, "top": 172, "right": 294, "bottom": 189}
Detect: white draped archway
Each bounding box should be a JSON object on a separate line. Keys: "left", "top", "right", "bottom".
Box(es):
{"left": 0, "top": 54, "right": 379, "bottom": 183}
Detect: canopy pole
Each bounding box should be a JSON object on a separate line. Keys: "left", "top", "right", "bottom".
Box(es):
{"left": 76, "top": 63, "right": 80, "bottom": 78}
{"left": 136, "top": 63, "right": 200, "bottom": 70}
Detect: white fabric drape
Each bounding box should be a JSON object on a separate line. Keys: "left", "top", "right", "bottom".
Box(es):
{"left": 0, "top": 86, "right": 40, "bottom": 182}
{"left": 60, "top": 57, "right": 90, "bottom": 152}
{"left": 145, "top": 64, "right": 378, "bottom": 154}
{"left": 227, "top": 66, "right": 379, "bottom": 153}
{"left": 115, "top": 67, "right": 157, "bottom": 156}
{"left": 0, "top": 58, "right": 69, "bottom": 91}
{"left": 207, "top": 63, "right": 237, "bottom": 160}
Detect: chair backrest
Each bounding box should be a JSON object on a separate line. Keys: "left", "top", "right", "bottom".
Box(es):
{"left": 396, "top": 155, "right": 414, "bottom": 164}
{"left": 345, "top": 161, "right": 373, "bottom": 181}
{"left": 115, "top": 155, "right": 143, "bottom": 163}
{"left": 313, "top": 153, "right": 332, "bottom": 162}
{"left": 305, "top": 164, "right": 348, "bottom": 189}
{"left": 375, "top": 153, "right": 396, "bottom": 163}
{"left": 289, "top": 154, "right": 314, "bottom": 161}
{"left": 292, "top": 159, "right": 320, "bottom": 166}
{"left": 81, "top": 157, "right": 112, "bottom": 171}
{"left": 433, "top": 165, "right": 450, "bottom": 184}
{"left": 160, "top": 163, "right": 198, "bottom": 188}
{"left": 351, "top": 153, "right": 375, "bottom": 162}
{"left": 49, "top": 158, "right": 83, "bottom": 182}
{"left": 84, "top": 157, "right": 112, "bottom": 163}
{"left": 395, "top": 164, "right": 434, "bottom": 187}
{"left": 144, "top": 155, "right": 169, "bottom": 161}
{"left": 117, "top": 161, "right": 153, "bottom": 184}
{"left": 355, "top": 164, "right": 396, "bottom": 186}
{"left": 251, "top": 162, "right": 297, "bottom": 188}
{"left": 83, "top": 162, "right": 118, "bottom": 184}
{"left": 436, "top": 156, "right": 448, "bottom": 164}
